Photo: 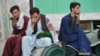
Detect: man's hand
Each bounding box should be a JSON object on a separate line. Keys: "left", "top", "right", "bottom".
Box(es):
{"left": 75, "top": 13, "right": 80, "bottom": 19}
{"left": 9, "top": 34, "right": 16, "bottom": 37}
{"left": 16, "top": 34, "right": 21, "bottom": 37}
{"left": 11, "top": 17, "right": 17, "bottom": 27}
{"left": 54, "top": 42, "right": 62, "bottom": 47}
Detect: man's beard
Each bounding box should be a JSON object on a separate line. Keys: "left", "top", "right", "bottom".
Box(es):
{"left": 74, "top": 11, "right": 80, "bottom": 15}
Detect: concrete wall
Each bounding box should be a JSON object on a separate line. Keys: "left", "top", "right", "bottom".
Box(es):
{"left": 0, "top": 0, "right": 4, "bottom": 40}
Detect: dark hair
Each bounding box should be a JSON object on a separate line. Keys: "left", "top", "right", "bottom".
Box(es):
{"left": 29, "top": 7, "right": 40, "bottom": 15}
{"left": 70, "top": 2, "right": 81, "bottom": 11}
{"left": 10, "top": 5, "right": 20, "bottom": 13}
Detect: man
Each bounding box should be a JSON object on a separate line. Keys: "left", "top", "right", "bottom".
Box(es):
{"left": 22, "top": 7, "right": 60, "bottom": 56}
{"left": 2, "top": 5, "right": 29, "bottom": 56}
{"left": 58, "top": 2, "right": 92, "bottom": 56}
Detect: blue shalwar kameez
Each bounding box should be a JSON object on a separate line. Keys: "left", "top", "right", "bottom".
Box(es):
{"left": 58, "top": 14, "right": 92, "bottom": 56}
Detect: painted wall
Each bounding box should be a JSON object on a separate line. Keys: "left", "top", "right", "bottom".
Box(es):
{"left": 34, "top": 0, "right": 100, "bottom": 14}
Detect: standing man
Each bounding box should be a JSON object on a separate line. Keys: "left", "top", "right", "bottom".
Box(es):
{"left": 2, "top": 5, "right": 29, "bottom": 56}
{"left": 58, "top": 2, "right": 92, "bottom": 56}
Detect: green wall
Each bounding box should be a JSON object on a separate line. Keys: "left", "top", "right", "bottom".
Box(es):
{"left": 34, "top": 0, "right": 100, "bottom": 14}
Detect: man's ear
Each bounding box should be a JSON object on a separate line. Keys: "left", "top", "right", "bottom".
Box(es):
{"left": 72, "top": 8, "right": 74, "bottom": 12}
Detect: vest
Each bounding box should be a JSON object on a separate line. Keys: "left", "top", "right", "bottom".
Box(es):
{"left": 33, "top": 14, "right": 54, "bottom": 43}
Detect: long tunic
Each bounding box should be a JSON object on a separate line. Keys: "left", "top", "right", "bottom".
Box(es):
{"left": 58, "top": 14, "right": 92, "bottom": 56}
{"left": 22, "top": 18, "right": 49, "bottom": 56}
{"left": 22, "top": 15, "right": 59, "bottom": 56}
{"left": 2, "top": 15, "right": 29, "bottom": 56}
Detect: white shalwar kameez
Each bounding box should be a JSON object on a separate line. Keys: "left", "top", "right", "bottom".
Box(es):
{"left": 22, "top": 15, "right": 59, "bottom": 56}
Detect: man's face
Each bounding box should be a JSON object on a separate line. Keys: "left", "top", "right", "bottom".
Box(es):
{"left": 30, "top": 13, "right": 40, "bottom": 23}
{"left": 72, "top": 5, "right": 80, "bottom": 14}
{"left": 11, "top": 9, "right": 20, "bottom": 19}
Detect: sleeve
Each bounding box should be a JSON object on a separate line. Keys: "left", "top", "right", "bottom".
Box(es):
{"left": 45, "top": 15, "right": 55, "bottom": 31}
{"left": 61, "top": 18, "right": 80, "bottom": 42}
{"left": 46, "top": 15, "right": 59, "bottom": 43}
{"left": 58, "top": 18, "right": 69, "bottom": 43}
{"left": 58, "top": 17, "right": 74, "bottom": 43}
{"left": 11, "top": 22, "right": 15, "bottom": 34}
{"left": 12, "top": 24, "right": 18, "bottom": 35}
{"left": 62, "top": 18, "right": 73, "bottom": 35}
